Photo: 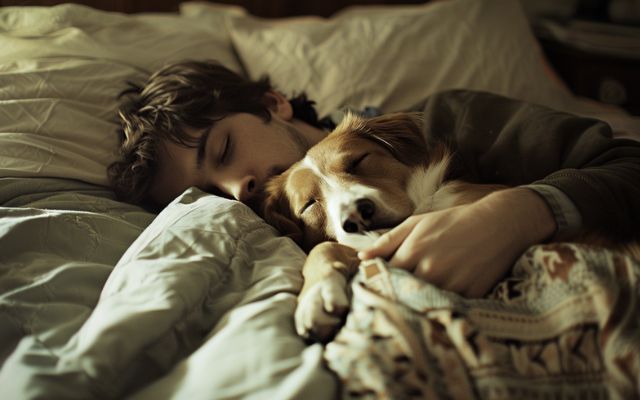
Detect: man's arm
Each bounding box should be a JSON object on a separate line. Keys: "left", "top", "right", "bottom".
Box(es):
{"left": 420, "top": 89, "right": 640, "bottom": 241}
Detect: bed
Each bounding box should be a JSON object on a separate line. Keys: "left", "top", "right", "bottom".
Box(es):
{"left": 1, "top": 0, "right": 639, "bottom": 398}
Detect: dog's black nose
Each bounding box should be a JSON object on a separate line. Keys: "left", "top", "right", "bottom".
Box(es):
{"left": 341, "top": 199, "right": 376, "bottom": 233}
{"left": 356, "top": 198, "right": 375, "bottom": 220}
{"left": 343, "top": 220, "right": 360, "bottom": 233}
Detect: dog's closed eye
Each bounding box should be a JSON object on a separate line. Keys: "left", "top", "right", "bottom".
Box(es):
{"left": 300, "top": 198, "right": 316, "bottom": 214}
{"left": 346, "top": 153, "right": 369, "bottom": 174}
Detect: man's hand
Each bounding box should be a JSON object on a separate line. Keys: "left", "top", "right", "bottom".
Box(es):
{"left": 358, "top": 188, "right": 556, "bottom": 297}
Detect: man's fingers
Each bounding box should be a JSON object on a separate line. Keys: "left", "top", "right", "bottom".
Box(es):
{"left": 357, "top": 217, "right": 416, "bottom": 260}
{"left": 388, "top": 240, "right": 421, "bottom": 271}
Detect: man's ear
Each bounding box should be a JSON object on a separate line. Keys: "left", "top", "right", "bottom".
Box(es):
{"left": 263, "top": 91, "right": 293, "bottom": 121}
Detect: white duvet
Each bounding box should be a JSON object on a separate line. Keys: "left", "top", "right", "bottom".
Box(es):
{"left": 0, "top": 184, "right": 335, "bottom": 399}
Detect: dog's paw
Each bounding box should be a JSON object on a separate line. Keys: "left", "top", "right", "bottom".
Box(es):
{"left": 295, "top": 272, "right": 350, "bottom": 342}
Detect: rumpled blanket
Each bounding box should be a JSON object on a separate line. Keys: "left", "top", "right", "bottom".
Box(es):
{"left": 325, "top": 243, "right": 640, "bottom": 399}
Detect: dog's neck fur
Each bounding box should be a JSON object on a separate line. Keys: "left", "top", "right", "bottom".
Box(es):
{"left": 407, "top": 155, "right": 452, "bottom": 214}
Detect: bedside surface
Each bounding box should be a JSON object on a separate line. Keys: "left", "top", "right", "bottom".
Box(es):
{"left": 536, "top": 20, "right": 640, "bottom": 116}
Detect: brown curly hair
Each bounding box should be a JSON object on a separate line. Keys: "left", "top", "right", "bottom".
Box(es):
{"left": 108, "top": 60, "right": 319, "bottom": 211}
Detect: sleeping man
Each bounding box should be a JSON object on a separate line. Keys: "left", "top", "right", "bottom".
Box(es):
{"left": 108, "top": 60, "right": 640, "bottom": 298}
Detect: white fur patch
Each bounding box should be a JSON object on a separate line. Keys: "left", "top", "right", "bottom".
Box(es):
{"left": 301, "top": 156, "right": 324, "bottom": 185}
{"left": 327, "top": 183, "right": 384, "bottom": 244}
{"left": 408, "top": 155, "right": 451, "bottom": 213}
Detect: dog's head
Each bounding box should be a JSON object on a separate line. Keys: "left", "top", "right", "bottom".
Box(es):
{"left": 262, "top": 112, "right": 433, "bottom": 251}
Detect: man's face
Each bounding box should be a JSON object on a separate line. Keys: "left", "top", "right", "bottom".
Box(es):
{"left": 149, "top": 112, "right": 308, "bottom": 211}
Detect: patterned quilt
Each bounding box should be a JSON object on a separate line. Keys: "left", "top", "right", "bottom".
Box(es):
{"left": 325, "top": 243, "right": 640, "bottom": 399}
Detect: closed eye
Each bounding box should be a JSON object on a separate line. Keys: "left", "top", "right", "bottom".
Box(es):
{"left": 347, "top": 153, "right": 369, "bottom": 174}
{"left": 218, "top": 134, "right": 231, "bottom": 165}
{"left": 299, "top": 198, "right": 316, "bottom": 214}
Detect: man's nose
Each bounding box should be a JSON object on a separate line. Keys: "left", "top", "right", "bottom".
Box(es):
{"left": 231, "top": 175, "right": 258, "bottom": 203}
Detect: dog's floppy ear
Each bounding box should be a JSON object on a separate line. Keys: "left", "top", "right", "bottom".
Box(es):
{"left": 359, "top": 112, "right": 427, "bottom": 166}
{"left": 261, "top": 174, "right": 304, "bottom": 245}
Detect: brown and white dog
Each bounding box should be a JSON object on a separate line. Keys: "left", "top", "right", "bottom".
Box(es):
{"left": 262, "top": 112, "right": 639, "bottom": 342}
{"left": 262, "top": 112, "right": 504, "bottom": 341}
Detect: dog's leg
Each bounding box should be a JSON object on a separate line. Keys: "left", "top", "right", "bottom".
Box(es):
{"left": 295, "top": 241, "right": 360, "bottom": 342}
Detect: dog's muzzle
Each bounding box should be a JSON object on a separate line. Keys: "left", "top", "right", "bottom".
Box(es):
{"left": 341, "top": 198, "right": 375, "bottom": 233}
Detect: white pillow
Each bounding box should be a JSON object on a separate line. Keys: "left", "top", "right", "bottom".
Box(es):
{"left": 0, "top": 4, "right": 241, "bottom": 185}
{"left": 222, "top": 0, "right": 578, "bottom": 117}
{"left": 180, "top": 1, "right": 248, "bottom": 21}
{"left": 0, "top": 4, "right": 241, "bottom": 75}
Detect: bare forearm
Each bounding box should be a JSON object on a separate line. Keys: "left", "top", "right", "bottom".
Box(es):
{"left": 476, "top": 187, "right": 557, "bottom": 251}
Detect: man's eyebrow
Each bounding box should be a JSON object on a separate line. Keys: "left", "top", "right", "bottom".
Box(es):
{"left": 195, "top": 129, "right": 212, "bottom": 169}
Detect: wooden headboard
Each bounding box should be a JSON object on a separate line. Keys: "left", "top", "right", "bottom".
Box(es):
{"left": 0, "top": 0, "right": 428, "bottom": 17}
